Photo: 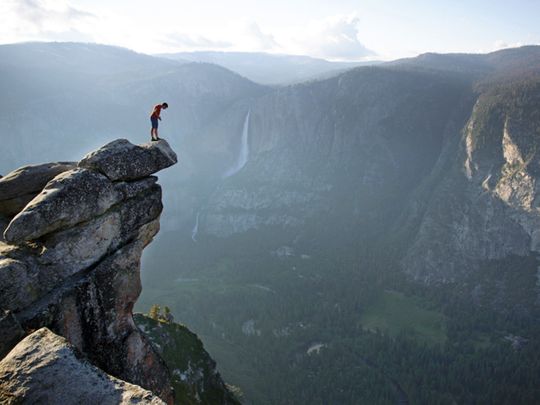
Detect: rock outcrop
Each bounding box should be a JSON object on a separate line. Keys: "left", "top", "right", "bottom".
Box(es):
{"left": 0, "top": 328, "right": 165, "bottom": 405}
{"left": 79, "top": 139, "right": 178, "bottom": 181}
{"left": 0, "top": 139, "right": 177, "bottom": 403}
{"left": 4, "top": 168, "right": 123, "bottom": 243}
{"left": 0, "top": 162, "right": 76, "bottom": 216}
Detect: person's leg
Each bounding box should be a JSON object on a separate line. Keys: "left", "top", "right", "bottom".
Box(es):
{"left": 150, "top": 118, "right": 158, "bottom": 140}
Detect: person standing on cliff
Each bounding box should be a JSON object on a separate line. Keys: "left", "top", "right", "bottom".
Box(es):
{"left": 150, "top": 102, "right": 168, "bottom": 141}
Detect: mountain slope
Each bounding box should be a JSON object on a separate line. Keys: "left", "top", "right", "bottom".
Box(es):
{"left": 197, "top": 65, "right": 475, "bottom": 238}
{"left": 190, "top": 46, "right": 540, "bottom": 283}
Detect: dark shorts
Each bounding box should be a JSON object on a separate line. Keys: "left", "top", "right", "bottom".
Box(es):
{"left": 151, "top": 117, "right": 159, "bottom": 129}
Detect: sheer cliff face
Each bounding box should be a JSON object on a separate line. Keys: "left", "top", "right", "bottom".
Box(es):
{"left": 0, "top": 139, "right": 177, "bottom": 403}
{"left": 200, "top": 67, "right": 474, "bottom": 237}
{"left": 402, "top": 78, "right": 540, "bottom": 281}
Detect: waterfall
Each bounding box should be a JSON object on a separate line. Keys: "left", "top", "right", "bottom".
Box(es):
{"left": 223, "top": 110, "right": 250, "bottom": 178}
{"left": 191, "top": 212, "right": 200, "bottom": 242}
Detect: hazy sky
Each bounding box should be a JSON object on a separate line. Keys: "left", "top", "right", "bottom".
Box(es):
{"left": 2, "top": 0, "right": 540, "bottom": 60}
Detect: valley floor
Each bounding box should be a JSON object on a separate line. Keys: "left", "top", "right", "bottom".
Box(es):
{"left": 138, "top": 230, "right": 540, "bottom": 404}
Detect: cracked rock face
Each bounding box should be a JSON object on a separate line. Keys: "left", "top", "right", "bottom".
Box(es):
{"left": 0, "top": 139, "right": 176, "bottom": 403}
{"left": 0, "top": 328, "right": 165, "bottom": 405}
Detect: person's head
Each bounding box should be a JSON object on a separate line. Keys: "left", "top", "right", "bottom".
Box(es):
{"left": 162, "top": 102, "right": 168, "bottom": 109}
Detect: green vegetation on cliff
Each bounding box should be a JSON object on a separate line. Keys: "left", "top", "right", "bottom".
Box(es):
{"left": 134, "top": 313, "right": 240, "bottom": 405}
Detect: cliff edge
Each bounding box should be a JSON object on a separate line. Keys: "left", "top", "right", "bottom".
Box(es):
{"left": 0, "top": 139, "right": 179, "bottom": 403}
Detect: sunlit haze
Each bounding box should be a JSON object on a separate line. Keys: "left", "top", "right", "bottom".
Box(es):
{"left": 2, "top": 0, "right": 540, "bottom": 60}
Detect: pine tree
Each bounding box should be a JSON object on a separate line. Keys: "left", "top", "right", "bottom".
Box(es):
{"left": 148, "top": 304, "right": 160, "bottom": 320}
{"left": 163, "top": 306, "right": 174, "bottom": 323}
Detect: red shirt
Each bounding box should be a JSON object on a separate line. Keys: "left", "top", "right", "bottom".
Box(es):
{"left": 150, "top": 104, "right": 163, "bottom": 119}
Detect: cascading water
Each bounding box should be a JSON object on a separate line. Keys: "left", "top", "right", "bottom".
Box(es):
{"left": 223, "top": 110, "right": 250, "bottom": 178}
{"left": 191, "top": 212, "right": 200, "bottom": 242}
{"left": 193, "top": 110, "right": 250, "bottom": 240}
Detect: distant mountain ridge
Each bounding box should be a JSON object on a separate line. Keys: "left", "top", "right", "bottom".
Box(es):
{"left": 158, "top": 50, "right": 379, "bottom": 85}
{"left": 386, "top": 47, "right": 540, "bottom": 90}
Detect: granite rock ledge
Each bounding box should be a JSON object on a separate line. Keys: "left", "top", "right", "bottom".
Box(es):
{"left": 0, "top": 139, "right": 176, "bottom": 404}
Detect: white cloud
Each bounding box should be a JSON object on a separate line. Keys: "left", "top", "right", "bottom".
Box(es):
{"left": 164, "top": 15, "right": 375, "bottom": 60}
{"left": 0, "top": 2, "right": 375, "bottom": 60}
{"left": 244, "top": 22, "right": 279, "bottom": 51}
{"left": 491, "top": 40, "right": 525, "bottom": 51}
{"left": 283, "top": 13, "right": 375, "bottom": 60}
{"left": 15, "top": 0, "right": 94, "bottom": 27}
{"left": 0, "top": 0, "right": 96, "bottom": 43}
{"left": 157, "top": 22, "right": 280, "bottom": 54}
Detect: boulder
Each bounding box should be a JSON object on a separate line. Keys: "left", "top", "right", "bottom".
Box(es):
{"left": 0, "top": 162, "right": 76, "bottom": 200}
{"left": 0, "top": 162, "right": 76, "bottom": 216}
{"left": 3, "top": 169, "right": 121, "bottom": 243}
{"left": 79, "top": 139, "right": 177, "bottom": 181}
{"left": 0, "top": 328, "right": 165, "bottom": 404}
